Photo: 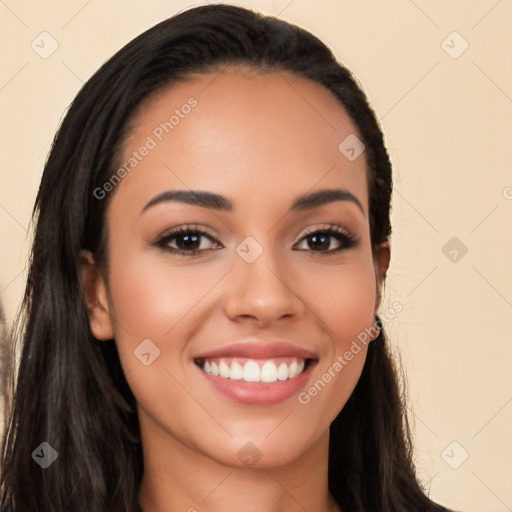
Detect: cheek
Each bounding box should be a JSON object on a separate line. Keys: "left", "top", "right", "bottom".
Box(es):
{"left": 305, "top": 255, "right": 377, "bottom": 346}
{"left": 288, "top": 253, "right": 376, "bottom": 425}
{"left": 104, "top": 247, "right": 218, "bottom": 396}
{"left": 107, "top": 251, "right": 216, "bottom": 341}
{"left": 105, "top": 251, "right": 215, "bottom": 431}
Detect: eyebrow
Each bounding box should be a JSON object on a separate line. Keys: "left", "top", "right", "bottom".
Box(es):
{"left": 141, "top": 188, "right": 365, "bottom": 215}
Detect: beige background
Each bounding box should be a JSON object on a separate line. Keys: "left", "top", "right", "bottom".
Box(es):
{"left": 1, "top": 1, "right": 511, "bottom": 511}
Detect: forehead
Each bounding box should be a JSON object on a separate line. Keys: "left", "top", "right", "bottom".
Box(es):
{"left": 112, "top": 68, "right": 369, "bottom": 218}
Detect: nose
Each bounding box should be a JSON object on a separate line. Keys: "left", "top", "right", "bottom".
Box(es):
{"left": 223, "top": 242, "right": 305, "bottom": 327}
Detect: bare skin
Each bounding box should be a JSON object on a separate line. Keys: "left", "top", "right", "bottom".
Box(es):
{"left": 80, "top": 67, "right": 390, "bottom": 512}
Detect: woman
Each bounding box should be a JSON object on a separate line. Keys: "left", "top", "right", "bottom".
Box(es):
{"left": 0, "top": 4, "right": 454, "bottom": 511}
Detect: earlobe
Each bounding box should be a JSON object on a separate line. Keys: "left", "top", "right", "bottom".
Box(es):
{"left": 373, "top": 241, "right": 391, "bottom": 311}
{"left": 375, "top": 241, "right": 391, "bottom": 278}
{"left": 77, "top": 250, "right": 115, "bottom": 341}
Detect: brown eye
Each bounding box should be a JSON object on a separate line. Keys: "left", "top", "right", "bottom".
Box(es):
{"left": 173, "top": 232, "right": 202, "bottom": 251}
{"left": 295, "top": 226, "right": 358, "bottom": 255}
{"left": 155, "top": 226, "right": 221, "bottom": 256}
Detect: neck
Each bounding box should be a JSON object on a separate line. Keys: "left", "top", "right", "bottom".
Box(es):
{"left": 137, "top": 412, "right": 340, "bottom": 512}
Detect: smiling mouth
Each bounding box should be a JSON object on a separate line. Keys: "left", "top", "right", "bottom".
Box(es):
{"left": 194, "top": 357, "right": 315, "bottom": 383}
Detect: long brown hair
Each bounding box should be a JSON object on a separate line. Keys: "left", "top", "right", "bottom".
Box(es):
{"left": 1, "top": 5, "right": 449, "bottom": 511}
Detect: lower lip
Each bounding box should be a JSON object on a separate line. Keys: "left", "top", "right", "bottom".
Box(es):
{"left": 197, "top": 361, "right": 316, "bottom": 405}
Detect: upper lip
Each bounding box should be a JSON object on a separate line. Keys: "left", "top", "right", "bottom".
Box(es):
{"left": 194, "top": 340, "right": 318, "bottom": 361}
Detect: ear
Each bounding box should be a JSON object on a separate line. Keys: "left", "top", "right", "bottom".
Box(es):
{"left": 373, "top": 241, "right": 391, "bottom": 312}
{"left": 77, "top": 250, "right": 115, "bottom": 341}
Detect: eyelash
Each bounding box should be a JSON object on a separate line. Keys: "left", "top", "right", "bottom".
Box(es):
{"left": 153, "top": 224, "right": 359, "bottom": 257}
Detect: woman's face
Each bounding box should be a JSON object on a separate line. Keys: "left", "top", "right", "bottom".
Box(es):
{"left": 85, "top": 68, "right": 389, "bottom": 468}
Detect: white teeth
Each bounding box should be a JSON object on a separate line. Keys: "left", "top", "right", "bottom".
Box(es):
{"left": 288, "top": 361, "right": 298, "bottom": 379}
{"left": 229, "top": 361, "right": 244, "bottom": 380}
{"left": 219, "top": 360, "right": 230, "bottom": 378}
{"left": 277, "top": 362, "right": 288, "bottom": 380}
{"left": 261, "top": 361, "right": 278, "bottom": 382}
{"left": 200, "top": 358, "right": 307, "bottom": 383}
{"left": 243, "top": 361, "right": 260, "bottom": 382}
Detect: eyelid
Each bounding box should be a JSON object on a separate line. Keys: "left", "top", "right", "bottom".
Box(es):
{"left": 156, "top": 224, "right": 219, "bottom": 240}
{"left": 298, "top": 223, "right": 354, "bottom": 240}
{"left": 153, "top": 224, "right": 222, "bottom": 252}
{"left": 293, "top": 223, "right": 359, "bottom": 253}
